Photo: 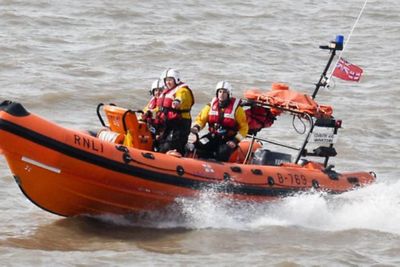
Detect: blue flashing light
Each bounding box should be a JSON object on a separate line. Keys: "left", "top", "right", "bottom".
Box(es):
{"left": 336, "top": 35, "right": 344, "bottom": 45}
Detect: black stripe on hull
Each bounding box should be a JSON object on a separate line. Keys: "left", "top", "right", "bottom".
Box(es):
{"left": 0, "top": 117, "right": 318, "bottom": 197}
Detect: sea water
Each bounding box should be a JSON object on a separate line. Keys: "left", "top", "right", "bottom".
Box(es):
{"left": 0, "top": 0, "right": 399, "bottom": 266}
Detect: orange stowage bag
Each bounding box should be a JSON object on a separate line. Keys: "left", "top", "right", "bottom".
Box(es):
{"left": 244, "top": 83, "right": 333, "bottom": 118}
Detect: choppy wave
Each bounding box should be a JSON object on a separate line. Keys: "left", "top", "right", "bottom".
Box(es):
{"left": 91, "top": 178, "right": 400, "bottom": 236}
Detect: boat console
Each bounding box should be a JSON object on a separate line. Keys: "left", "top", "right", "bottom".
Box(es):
{"left": 251, "top": 149, "right": 292, "bottom": 166}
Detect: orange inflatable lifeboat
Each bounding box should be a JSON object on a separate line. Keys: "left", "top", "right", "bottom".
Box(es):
{"left": 0, "top": 98, "right": 376, "bottom": 218}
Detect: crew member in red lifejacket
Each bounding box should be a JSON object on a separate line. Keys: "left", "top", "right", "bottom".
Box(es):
{"left": 141, "top": 79, "right": 164, "bottom": 150}
{"left": 142, "top": 79, "right": 163, "bottom": 120}
{"left": 191, "top": 81, "right": 248, "bottom": 162}
{"left": 156, "top": 68, "right": 194, "bottom": 154}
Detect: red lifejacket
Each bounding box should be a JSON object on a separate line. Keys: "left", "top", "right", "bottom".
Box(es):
{"left": 208, "top": 97, "right": 241, "bottom": 135}
{"left": 245, "top": 105, "right": 276, "bottom": 135}
{"left": 141, "top": 97, "right": 158, "bottom": 123}
{"left": 147, "top": 96, "right": 157, "bottom": 110}
{"left": 156, "top": 83, "right": 193, "bottom": 121}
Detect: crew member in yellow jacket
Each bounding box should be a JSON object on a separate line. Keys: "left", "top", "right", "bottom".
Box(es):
{"left": 156, "top": 68, "right": 195, "bottom": 154}
{"left": 191, "top": 81, "right": 248, "bottom": 162}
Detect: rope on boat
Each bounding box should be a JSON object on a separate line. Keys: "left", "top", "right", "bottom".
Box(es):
{"left": 327, "top": 0, "right": 369, "bottom": 84}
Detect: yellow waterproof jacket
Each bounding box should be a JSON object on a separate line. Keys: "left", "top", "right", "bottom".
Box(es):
{"left": 194, "top": 101, "right": 248, "bottom": 141}
{"left": 174, "top": 86, "right": 194, "bottom": 120}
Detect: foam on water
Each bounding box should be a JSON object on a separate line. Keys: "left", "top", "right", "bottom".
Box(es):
{"left": 94, "top": 177, "right": 400, "bottom": 235}
{"left": 248, "top": 180, "right": 400, "bottom": 233}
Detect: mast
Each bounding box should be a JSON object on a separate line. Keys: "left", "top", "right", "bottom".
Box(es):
{"left": 311, "top": 35, "right": 344, "bottom": 99}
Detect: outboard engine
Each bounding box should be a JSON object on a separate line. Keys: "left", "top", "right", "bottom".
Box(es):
{"left": 251, "top": 149, "right": 292, "bottom": 166}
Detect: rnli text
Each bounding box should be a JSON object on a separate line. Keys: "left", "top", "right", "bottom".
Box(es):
{"left": 74, "top": 134, "right": 104, "bottom": 153}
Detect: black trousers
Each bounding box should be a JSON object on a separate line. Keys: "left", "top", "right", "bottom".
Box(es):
{"left": 158, "top": 118, "right": 191, "bottom": 155}
{"left": 195, "top": 133, "right": 236, "bottom": 162}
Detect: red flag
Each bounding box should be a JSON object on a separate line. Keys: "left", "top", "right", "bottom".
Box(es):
{"left": 333, "top": 57, "right": 363, "bottom": 82}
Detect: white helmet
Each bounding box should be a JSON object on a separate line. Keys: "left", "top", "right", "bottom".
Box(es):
{"left": 160, "top": 68, "right": 181, "bottom": 84}
{"left": 150, "top": 79, "right": 164, "bottom": 95}
{"left": 215, "top": 80, "right": 233, "bottom": 96}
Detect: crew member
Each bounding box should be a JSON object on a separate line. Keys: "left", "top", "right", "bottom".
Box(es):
{"left": 191, "top": 81, "right": 248, "bottom": 161}
{"left": 143, "top": 79, "right": 163, "bottom": 116}
{"left": 156, "top": 68, "right": 194, "bottom": 155}
{"left": 141, "top": 79, "right": 164, "bottom": 150}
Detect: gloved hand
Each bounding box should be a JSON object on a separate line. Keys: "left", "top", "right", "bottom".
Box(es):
{"left": 226, "top": 140, "right": 237, "bottom": 149}
{"left": 186, "top": 142, "right": 195, "bottom": 152}
{"left": 190, "top": 125, "right": 200, "bottom": 134}
{"left": 141, "top": 110, "right": 152, "bottom": 120}
{"left": 172, "top": 99, "right": 181, "bottom": 109}
{"left": 149, "top": 126, "right": 156, "bottom": 134}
